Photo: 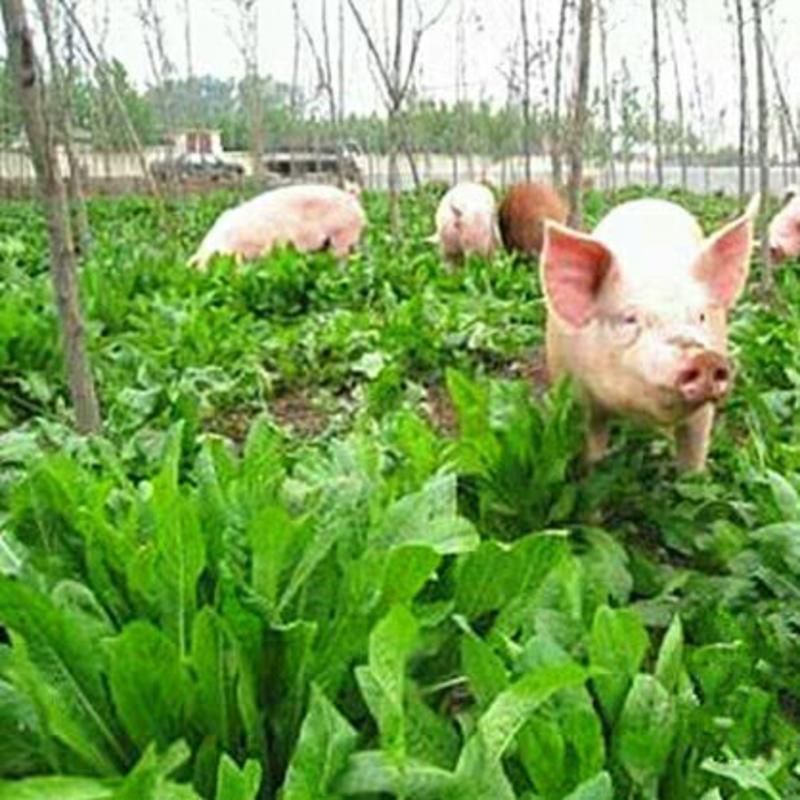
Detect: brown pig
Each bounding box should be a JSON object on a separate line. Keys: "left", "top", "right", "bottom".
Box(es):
{"left": 433, "top": 182, "right": 500, "bottom": 262}
{"left": 769, "top": 186, "right": 800, "bottom": 264}
{"left": 188, "top": 183, "right": 365, "bottom": 269}
{"left": 499, "top": 182, "right": 568, "bottom": 256}
{"left": 541, "top": 195, "right": 759, "bottom": 471}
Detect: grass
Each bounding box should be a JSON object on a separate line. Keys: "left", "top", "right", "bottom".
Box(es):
{"left": 0, "top": 184, "right": 799, "bottom": 799}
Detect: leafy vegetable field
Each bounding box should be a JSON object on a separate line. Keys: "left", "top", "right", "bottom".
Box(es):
{"left": 1, "top": 186, "right": 800, "bottom": 799}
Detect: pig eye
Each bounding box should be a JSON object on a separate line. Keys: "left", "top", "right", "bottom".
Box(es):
{"left": 699, "top": 311, "right": 707, "bottom": 323}
{"left": 622, "top": 311, "right": 638, "bottom": 326}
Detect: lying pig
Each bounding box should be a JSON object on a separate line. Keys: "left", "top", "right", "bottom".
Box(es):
{"left": 499, "top": 182, "right": 568, "bottom": 256}
{"left": 433, "top": 182, "right": 500, "bottom": 262}
{"left": 188, "top": 183, "right": 365, "bottom": 269}
{"left": 769, "top": 186, "right": 800, "bottom": 263}
{"left": 541, "top": 195, "right": 759, "bottom": 471}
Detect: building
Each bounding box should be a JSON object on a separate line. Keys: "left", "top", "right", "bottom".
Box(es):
{"left": 163, "top": 129, "right": 223, "bottom": 156}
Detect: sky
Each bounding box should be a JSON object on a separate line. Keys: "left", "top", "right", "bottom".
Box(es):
{"left": 14, "top": 1, "right": 800, "bottom": 147}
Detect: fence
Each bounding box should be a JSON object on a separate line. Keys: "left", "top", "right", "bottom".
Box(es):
{"left": 1, "top": 146, "right": 797, "bottom": 198}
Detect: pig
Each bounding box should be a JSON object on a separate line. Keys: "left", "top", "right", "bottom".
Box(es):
{"left": 499, "top": 182, "right": 569, "bottom": 256}
{"left": 188, "top": 183, "right": 365, "bottom": 269}
{"left": 433, "top": 182, "right": 500, "bottom": 262}
{"left": 541, "top": 194, "right": 759, "bottom": 471}
{"left": 768, "top": 186, "right": 800, "bottom": 264}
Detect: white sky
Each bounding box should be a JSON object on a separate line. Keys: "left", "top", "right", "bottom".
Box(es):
{"left": 15, "top": 1, "right": 800, "bottom": 146}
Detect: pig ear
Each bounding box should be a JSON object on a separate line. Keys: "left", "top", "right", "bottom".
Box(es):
{"left": 541, "top": 221, "right": 614, "bottom": 328}
{"left": 695, "top": 193, "right": 759, "bottom": 309}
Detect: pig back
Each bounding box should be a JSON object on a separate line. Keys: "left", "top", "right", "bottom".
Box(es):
{"left": 499, "top": 182, "right": 568, "bottom": 256}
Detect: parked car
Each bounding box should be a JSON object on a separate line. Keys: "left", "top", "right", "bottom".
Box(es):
{"left": 150, "top": 153, "right": 244, "bottom": 182}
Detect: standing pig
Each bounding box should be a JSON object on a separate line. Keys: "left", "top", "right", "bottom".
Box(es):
{"left": 433, "top": 182, "right": 500, "bottom": 262}
{"left": 499, "top": 182, "right": 568, "bottom": 256}
{"left": 769, "top": 186, "right": 800, "bottom": 263}
{"left": 188, "top": 183, "right": 365, "bottom": 269}
{"left": 541, "top": 195, "right": 759, "bottom": 471}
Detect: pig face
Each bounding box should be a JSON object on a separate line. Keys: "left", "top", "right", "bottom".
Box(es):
{"left": 542, "top": 199, "right": 756, "bottom": 427}
{"left": 769, "top": 188, "right": 800, "bottom": 263}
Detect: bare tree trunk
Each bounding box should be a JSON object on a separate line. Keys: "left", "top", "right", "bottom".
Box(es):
{"left": 752, "top": 0, "right": 771, "bottom": 283}
{"left": 651, "top": 0, "right": 663, "bottom": 187}
{"left": 597, "top": 0, "right": 616, "bottom": 190}
{"left": 57, "top": 0, "right": 160, "bottom": 197}
{"left": 290, "top": 0, "right": 301, "bottom": 179}
{"left": 2, "top": 0, "right": 101, "bottom": 433}
{"left": 665, "top": 6, "right": 687, "bottom": 190}
{"left": 387, "top": 110, "right": 400, "bottom": 231}
{"left": 37, "top": 0, "right": 90, "bottom": 253}
{"left": 567, "top": 0, "right": 592, "bottom": 228}
{"left": 519, "top": 0, "right": 532, "bottom": 181}
{"left": 183, "top": 0, "right": 193, "bottom": 78}
{"left": 733, "top": 0, "right": 748, "bottom": 204}
{"left": 551, "top": 0, "right": 570, "bottom": 186}
{"left": 348, "top": 0, "right": 450, "bottom": 233}
{"left": 764, "top": 36, "right": 800, "bottom": 167}
{"left": 338, "top": 0, "right": 345, "bottom": 125}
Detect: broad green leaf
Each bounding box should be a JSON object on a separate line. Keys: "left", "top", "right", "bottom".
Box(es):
{"left": 356, "top": 605, "right": 419, "bottom": 761}
{"left": 405, "top": 686, "right": 460, "bottom": 769}
{"left": 752, "top": 522, "right": 800, "bottom": 574}
{"left": 0, "top": 777, "right": 114, "bottom": 800}
{"left": 516, "top": 635, "right": 604, "bottom": 792}
{"left": 589, "top": 605, "right": 648, "bottom": 723}
{"left": 766, "top": 470, "right": 800, "bottom": 521}
{"left": 701, "top": 751, "right": 782, "bottom": 800}
{"left": 455, "top": 661, "right": 588, "bottom": 791}
{"left": 616, "top": 674, "right": 676, "bottom": 787}
{"left": 460, "top": 632, "right": 508, "bottom": 709}
{"left": 214, "top": 755, "right": 262, "bottom": 800}
{"left": 373, "top": 473, "right": 479, "bottom": 555}
{"left": 112, "top": 741, "right": 195, "bottom": 800}
{"left": 281, "top": 685, "right": 357, "bottom": 800}
{"left": 0, "top": 578, "right": 125, "bottom": 775}
{"left": 455, "top": 532, "right": 568, "bottom": 619}
{"left": 381, "top": 545, "right": 441, "bottom": 605}
{"left": 190, "top": 607, "right": 235, "bottom": 751}
{"left": 148, "top": 423, "right": 206, "bottom": 658}
{"left": 249, "top": 503, "right": 298, "bottom": 614}
{"left": 654, "top": 614, "right": 683, "bottom": 693}
{"left": 336, "top": 751, "right": 455, "bottom": 798}
{"left": 107, "top": 621, "right": 192, "bottom": 750}
{"left": 0, "top": 677, "right": 47, "bottom": 776}
{"left": 563, "top": 771, "right": 613, "bottom": 800}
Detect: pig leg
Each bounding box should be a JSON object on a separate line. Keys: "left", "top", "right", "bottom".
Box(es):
{"left": 329, "top": 229, "right": 358, "bottom": 258}
{"left": 584, "top": 400, "right": 610, "bottom": 466}
{"left": 675, "top": 405, "right": 714, "bottom": 471}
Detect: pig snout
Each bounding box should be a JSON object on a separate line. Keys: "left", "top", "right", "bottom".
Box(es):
{"left": 675, "top": 351, "right": 731, "bottom": 406}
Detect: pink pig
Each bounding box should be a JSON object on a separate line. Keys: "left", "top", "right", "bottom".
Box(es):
{"left": 541, "top": 195, "right": 759, "bottom": 471}
{"left": 433, "top": 182, "right": 500, "bottom": 262}
{"left": 188, "top": 183, "right": 365, "bottom": 269}
{"left": 769, "top": 186, "right": 800, "bottom": 264}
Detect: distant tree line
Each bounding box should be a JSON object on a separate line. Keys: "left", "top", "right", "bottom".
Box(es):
{"left": 0, "top": 58, "right": 718, "bottom": 167}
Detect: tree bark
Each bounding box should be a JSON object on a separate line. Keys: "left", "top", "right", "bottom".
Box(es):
{"left": 57, "top": 0, "right": 160, "bottom": 197}
{"left": 551, "top": 0, "right": 570, "bottom": 186}
{"left": 2, "top": 0, "right": 101, "bottom": 433}
{"left": 519, "top": 0, "right": 532, "bottom": 181}
{"left": 566, "top": 0, "right": 592, "bottom": 228}
{"left": 650, "top": 0, "right": 663, "bottom": 187}
{"left": 665, "top": 6, "right": 687, "bottom": 190}
{"left": 596, "top": 0, "right": 616, "bottom": 190}
{"left": 37, "top": 0, "right": 91, "bottom": 253}
{"left": 764, "top": 36, "right": 800, "bottom": 168}
{"left": 751, "top": 0, "right": 771, "bottom": 279}
{"left": 734, "top": 0, "right": 747, "bottom": 204}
